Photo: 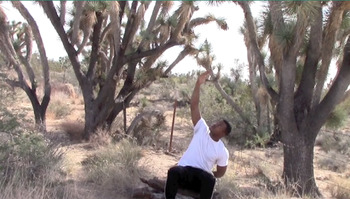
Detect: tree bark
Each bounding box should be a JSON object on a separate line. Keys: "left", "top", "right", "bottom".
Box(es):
{"left": 282, "top": 135, "right": 321, "bottom": 197}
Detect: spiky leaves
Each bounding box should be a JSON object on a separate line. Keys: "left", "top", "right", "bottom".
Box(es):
{"left": 171, "top": 1, "right": 196, "bottom": 42}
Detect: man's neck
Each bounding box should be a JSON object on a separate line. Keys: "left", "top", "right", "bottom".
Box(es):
{"left": 209, "top": 132, "right": 220, "bottom": 142}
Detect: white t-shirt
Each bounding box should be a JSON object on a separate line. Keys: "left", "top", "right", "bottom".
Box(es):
{"left": 178, "top": 118, "right": 229, "bottom": 174}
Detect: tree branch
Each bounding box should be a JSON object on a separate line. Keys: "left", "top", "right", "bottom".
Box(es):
{"left": 295, "top": 2, "right": 322, "bottom": 114}
{"left": 120, "top": 1, "right": 138, "bottom": 55}
{"left": 164, "top": 45, "right": 197, "bottom": 75}
{"left": 125, "top": 39, "right": 179, "bottom": 63}
{"left": 71, "top": 1, "right": 86, "bottom": 46}
{"left": 239, "top": 2, "right": 278, "bottom": 103}
{"left": 313, "top": 2, "right": 344, "bottom": 106}
{"left": 40, "top": 1, "right": 84, "bottom": 83}
{"left": 309, "top": 37, "right": 350, "bottom": 136}
{"left": 86, "top": 11, "right": 104, "bottom": 79}
{"left": 12, "top": 1, "right": 51, "bottom": 107}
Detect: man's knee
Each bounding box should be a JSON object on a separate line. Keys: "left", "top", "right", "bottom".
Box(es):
{"left": 201, "top": 171, "right": 216, "bottom": 186}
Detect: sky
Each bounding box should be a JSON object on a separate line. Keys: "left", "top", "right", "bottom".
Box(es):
{"left": 1, "top": 1, "right": 265, "bottom": 75}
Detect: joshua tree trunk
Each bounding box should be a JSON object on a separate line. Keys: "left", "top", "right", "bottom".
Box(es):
{"left": 282, "top": 130, "right": 320, "bottom": 196}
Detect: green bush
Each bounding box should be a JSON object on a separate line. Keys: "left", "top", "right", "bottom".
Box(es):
{"left": 0, "top": 83, "right": 22, "bottom": 133}
{"left": 325, "top": 106, "right": 347, "bottom": 130}
{"left": 245, "top": 131, "right": 271, "bottom": 149}
{"left": 0, "top": 131, "right": 64, "bottom": 183}
{"left": 0, "top": 107, "right": 21, "bottom": 133}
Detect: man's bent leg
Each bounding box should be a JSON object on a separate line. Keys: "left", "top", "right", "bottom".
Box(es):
{"left": 198, "top": 170, "right": 216, "bottom": 199}
{"left": 165, "top": 166, "right": 186, "bottom": 199}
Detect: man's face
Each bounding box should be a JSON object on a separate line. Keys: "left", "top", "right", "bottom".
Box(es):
{"left": 209, "top": 120, "right": 227, "bottom": 138}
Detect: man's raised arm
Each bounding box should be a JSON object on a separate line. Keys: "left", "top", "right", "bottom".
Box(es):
{"left": 191, "top": 71, "right": 210, "bottom": 126}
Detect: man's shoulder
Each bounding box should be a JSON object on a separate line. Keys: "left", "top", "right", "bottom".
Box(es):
{"left": 195, "top": 118, "right": 207, "bottom": 127}
{"left": 194, "top": 118, "right": 208, "bottom": 133}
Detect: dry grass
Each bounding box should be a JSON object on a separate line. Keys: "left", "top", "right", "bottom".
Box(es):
{"left": 0, "top": 179, "right": 88, "bottom": 199}
{"left": 215, "top": 171, "right": 242, "bottom": 198}
{"left": 60, "top": 120, "right": 84, "bottom": 141}
{"left": 328, "top": 176, "right": 350, "bottom": 199}
{"left": 89, "top": 128, "right": 113, "bottom": 148}
{"left": 82, "top": 138, "right": 142, "bottom": 197}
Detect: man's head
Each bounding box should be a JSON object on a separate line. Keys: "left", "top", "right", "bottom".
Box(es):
{"left": 209, "top": 119, "right": 231, "bottom": 140}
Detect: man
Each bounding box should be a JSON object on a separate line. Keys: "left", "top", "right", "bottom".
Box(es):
{"left": 165, "top": 71, "right": 231, "bottom": 199}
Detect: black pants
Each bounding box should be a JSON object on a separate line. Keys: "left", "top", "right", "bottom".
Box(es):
{"left": 165, "top": 166, "right": 216, "bottom": 199}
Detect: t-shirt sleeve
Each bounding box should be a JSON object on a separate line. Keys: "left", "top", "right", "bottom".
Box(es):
{"left": 217, "top": 147, "right": 229, "bottom": 167}
{"left": 193, "top": 118, "right": 209, "bottom": 135}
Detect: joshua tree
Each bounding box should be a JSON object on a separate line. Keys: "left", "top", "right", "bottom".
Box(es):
{"left": 0, "top": 2, "right": 51, "bottom": 131}
{"left": 239, "top": 1, "right": 350, "bottom": 196}
{"left": 39, "top": 1, "right": 228, "bottom": 139}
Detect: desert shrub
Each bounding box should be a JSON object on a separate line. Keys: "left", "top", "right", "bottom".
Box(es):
{"left": 129, "top": 110, "right": 166, "bottom": 146}
{"left": 0, "top": 106, "right": 21, "bottom": 133}
{"left": 0, "top": 131, "right": 64, "bottom": 183}
{"left": 317, "top": 150, "right": 347, "bottom": 173}
{"left": 316, "top": 132, "right": 350, "bottom": 155}
{"left": 83, "top": 139, "right": 141, "bottom": 196}
{"left": 49, "top": 101, "right": 71, "bottom": 119}
{"left": 0, "top": 82, "right": 25, "bottom": 133}
{"left": 325, "top": 95, "right": 350, "bottom": 130}
{"left": 245, "top": 131, "right": 271, "bottom": 149}
{"left": 48, "top": 92, "right": 71, "bottom": 119}
{"left": 139, "top": 96, "right": 150, "bottom": 110}
{"left": 325, "top": 106, "right": 348, "bottom": 130}
{"left": 0, "top": 130, "right": 68, "bottom": 199}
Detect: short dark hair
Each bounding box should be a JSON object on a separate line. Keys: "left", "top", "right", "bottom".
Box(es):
{"left": 223, "top": 119, "right": 231, "bottom": 135}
